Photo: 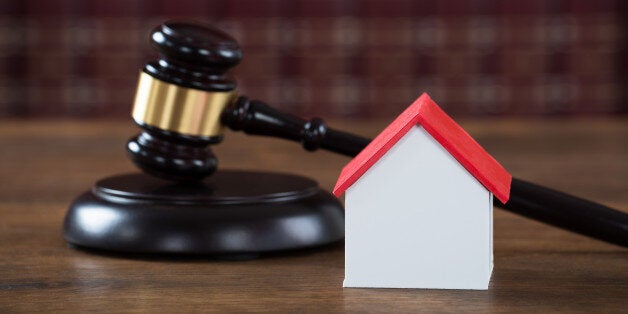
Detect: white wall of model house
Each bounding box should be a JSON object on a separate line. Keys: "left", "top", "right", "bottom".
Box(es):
{"left": 343, "top": 125, "right": 494, "bottom": 290}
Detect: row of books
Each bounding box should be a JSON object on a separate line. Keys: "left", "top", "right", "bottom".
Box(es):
{"left": 0, "top": 0, "right": 623, "bottom": 118}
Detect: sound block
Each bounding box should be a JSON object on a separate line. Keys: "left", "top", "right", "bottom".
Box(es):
{"left": 63, "top": 170, "right": 344, "bottom": 257}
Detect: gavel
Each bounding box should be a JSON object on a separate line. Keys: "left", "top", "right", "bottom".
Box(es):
{"left": 126, "top": 21, "right": 627, "bottom": 247}
{"left": 126, "top": 22, "right": 369, "bottom": 182}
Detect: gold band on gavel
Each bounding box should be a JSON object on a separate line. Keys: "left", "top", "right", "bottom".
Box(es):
{"left": 132, "top": 72, "right": 235, "bottom": 137}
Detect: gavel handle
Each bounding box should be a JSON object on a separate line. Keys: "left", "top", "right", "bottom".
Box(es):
{"left": 497, "top": 179, "right": 628, "bottom": 247}
{"left": 224, "top": 96, "right": 369, "bottom": 156}
{"left": 223, "top": 96, "right": 628, "bottom": 247}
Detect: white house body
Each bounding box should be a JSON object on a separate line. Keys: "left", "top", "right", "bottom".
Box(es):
{"left": 344, "top": 125, "right": 493, "bottom": 289}
{"left": 334, "top": 93, "right": 511, "bottom": 290}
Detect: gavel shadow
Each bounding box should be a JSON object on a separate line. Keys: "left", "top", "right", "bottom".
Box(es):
{"left": 67, "top": 240, "right": 344, "bottom": 263}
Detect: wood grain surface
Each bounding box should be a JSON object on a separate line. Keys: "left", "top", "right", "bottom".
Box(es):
{"left": 0, "top": 118, "right": 626, "bottom": 313}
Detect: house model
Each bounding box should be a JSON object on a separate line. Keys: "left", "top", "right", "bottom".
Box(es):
{"left": 333, "top": 93, "right": 511, "bottom": 290}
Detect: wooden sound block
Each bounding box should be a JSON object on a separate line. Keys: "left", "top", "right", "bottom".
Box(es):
{"left": 63, "top": 170, "right": 344, "bottom": 257}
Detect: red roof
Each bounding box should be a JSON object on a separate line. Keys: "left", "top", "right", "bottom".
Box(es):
{"left": 333, "top": 93, "right": 512, "bottom": 203}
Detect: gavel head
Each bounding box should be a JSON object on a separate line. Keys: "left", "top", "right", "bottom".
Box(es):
{"left": 127, "top": 21, "right": 242, "bottom": 181}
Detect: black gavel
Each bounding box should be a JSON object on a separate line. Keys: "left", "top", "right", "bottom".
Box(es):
{"left": 127, "top": 22, "right": 369, "bottom": 181}
{"left": 127, "top": 21, "right": 628, "bottom": 248}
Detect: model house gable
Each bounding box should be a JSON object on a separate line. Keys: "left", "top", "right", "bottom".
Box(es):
{"left": 333, "top": 93, "right": 511, "bottom": 203}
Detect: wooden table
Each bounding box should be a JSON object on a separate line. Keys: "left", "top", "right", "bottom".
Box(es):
{"left": 0, "top": 118, "right": 626, "bottom": 312}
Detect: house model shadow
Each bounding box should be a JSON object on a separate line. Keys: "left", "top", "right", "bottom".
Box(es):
{"left": 334, "top": 93, "right": 511, "bottom": 290}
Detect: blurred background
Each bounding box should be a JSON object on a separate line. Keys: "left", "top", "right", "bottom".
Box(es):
{"left": 0, "top": 0, "right": 625, "bottom": 119}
